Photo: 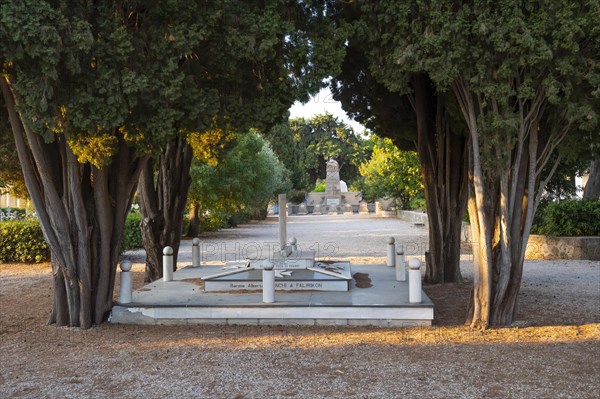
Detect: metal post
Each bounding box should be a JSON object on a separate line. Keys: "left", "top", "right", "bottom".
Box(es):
{"left": 163, "top": 246, "right": 173, "bottom": 282}
{"left": 192, "top": 237, "right": 201, "bottom": 267}
{"left": 387, "top": 237, "right": 396, "bottom": 267}
{"left": 408, "top": 258, "right": 422, "bottom": 303}
{"left": 262, "top": 260, "right": 275, "bottom": 303}
{"left": 118, "top": 260, "right": 133, "bottom": 303}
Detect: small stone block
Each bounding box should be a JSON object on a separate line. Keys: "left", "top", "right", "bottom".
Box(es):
{"left": 187, "top": 318, "right": 228, "bottom": 325}
{"left": 227, "top": 318, "right": 259, "bottom": 326}
{"left": 315, "top": 318, "right": 349, "bottom": 326}
{"left": 348, "top": 319, "right": 390, "bottom": 327}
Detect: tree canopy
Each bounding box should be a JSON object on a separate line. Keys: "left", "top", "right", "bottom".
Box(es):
{"left": 189, "top": 131, "right": 290, "bottom": 225}
{"left": 357, "top": 137, "right": 422, "bottom": 208}
{"left": 354, "top": 0, "right": 599, "bottom": 327}
{"left": 266, "top": 113, "right": 371, "bottom": 190}
{"left": 0, "top": 0, "right": 347, "bottom": 327}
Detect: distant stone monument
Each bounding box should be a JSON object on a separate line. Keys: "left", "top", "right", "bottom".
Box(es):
{"left": 325, "top": 158, "right": 341, "bottom": 195}
{"left": 306, "top": 158, "right": 362, "bottom": 213}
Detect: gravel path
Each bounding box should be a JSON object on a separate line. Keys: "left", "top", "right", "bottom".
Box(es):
{"left": 1, "top": 214, "right": 599, "bottom": 398}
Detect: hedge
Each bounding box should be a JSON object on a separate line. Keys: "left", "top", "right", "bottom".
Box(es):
{"left": 121, "top": 212, "right": 143, "bottom": 252}
{"left": 532, "top": 199, "right": 600, "bottom": 237}
{"left": 0, "top": 218, "right": 49, "bottom": 263}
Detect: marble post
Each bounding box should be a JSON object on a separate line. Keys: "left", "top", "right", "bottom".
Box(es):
{"left": 163, "top": 246, "right": 173, "bottom": 282}
{"left": 262, "top": 260, "right": 275, "bottom": 303}
{"left": 396, "top": 246, "right": 406, "bottom": 281}
{"left": 408, "top": 258, "right": 422, "bottom": 303}
{"left": 387, "top": 237, "right": 396, "bottom": 267}
{"left": 118, "top": 260, "right": 133, "bottom": 303}
{"left": 192, "top": 237, "right": 201, "bottom": 267}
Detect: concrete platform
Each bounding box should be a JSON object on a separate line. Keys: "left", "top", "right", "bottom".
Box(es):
{"left": 110, "top": 264, "right": 434, "bottom": 327}
{"left": 203, "top": 261, "right": 353, "bottom": 292}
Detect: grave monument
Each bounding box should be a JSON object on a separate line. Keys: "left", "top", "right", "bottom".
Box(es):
{"left": 306, "top": 157, "right": 361, "bottom": 213}
{"left": 202, "top": 193, "right": 353, "bottom": 292}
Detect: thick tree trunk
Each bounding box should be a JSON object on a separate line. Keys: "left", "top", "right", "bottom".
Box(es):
{"left": 452, "top": 78, "right": 563, "bottom": 328}
{"left": 413, "top": 74, "right": 468, "bottom": 284}
{"left": 2, "top": 77, "right": 146, "bottom": 328}
{"left": 138, "top": 135, "right": 193, "bottom": 282}
{"left": 583, "top": 159, "right": 600, "bottom": 199}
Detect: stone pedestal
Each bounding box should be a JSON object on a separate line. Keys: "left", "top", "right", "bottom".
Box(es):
{"left": 359, "top": 201, "right": 369, "bottom": 214}
{"left": 298, "top": 203, "right": 308, "bottom": 215}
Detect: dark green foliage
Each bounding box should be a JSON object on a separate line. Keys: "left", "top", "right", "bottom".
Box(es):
{"left": 532, "top": 200, "right": 600, "bottom": 237}
{"left": 288, "top": 190, "right": 307, "bottom": 204}
{"left": 0, "top": 218, "right": 49, "bottom": 263}
{"left": 120, "top": 212, "right": 143, "bottom": 252}
{"left": 188, "top": 132, "right": 291, "bottom": 229}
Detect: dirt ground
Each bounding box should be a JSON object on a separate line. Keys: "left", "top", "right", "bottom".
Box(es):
{"left": 1, "top": 215, "right": 599, "bottom": 398}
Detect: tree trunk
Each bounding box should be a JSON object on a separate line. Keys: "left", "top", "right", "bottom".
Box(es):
{"left": 413, "top": 74, "right": 469, "bottom": 284}
{"left": 2, "top": 77, "right": 146, "bottom": 328}
{"left": 137, "top": 135, "right": 193, "bottom": 282}
{"left": 583, "top": 159, "right": 600, "bottom": 199}
{"left": 452, "top": 77, "right": 564, "bottom": 328}
{"left": 187, "top": 202, "right": 201, "bottom": 238}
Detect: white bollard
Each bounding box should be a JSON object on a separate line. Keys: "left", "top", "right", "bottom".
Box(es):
{"left": 387, "top": 237, "right": 396, "bottom": 267}
{"left": 408, "top": 258, "right": 422, "bottom": 303}
{"left": 192, "top": 237, "right": 201, "bottom": 267}
{"left": 119, "top": 260, "right": 133, "bottom": 303}
{"left": 396, "top": 246, "right": 406, "bottom": 281}
{"left": 262, "top": 260, "right": 275, "bottom": 303}
{"left": 163, "top": 246, "right": 173, "bottom": 282}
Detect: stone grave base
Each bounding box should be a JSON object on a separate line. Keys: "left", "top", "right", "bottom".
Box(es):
{"left": 203, "top": 263, "right": 352, "bottom": 292}
{"left": 110, "top": 264, "right": 434, "bottom": 327}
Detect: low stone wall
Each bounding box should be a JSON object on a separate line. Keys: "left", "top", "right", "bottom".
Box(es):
{"left": 462, "top": 229, "right": 599, "bottom": 261}
{"left": 524, "top": 235, "right": 600, "bottom": 261}
{"left": 396, "top": 210, "right": 428, "bottom": 223}
{"left": 398, "top": 211, "right": 599, "bottom": 260}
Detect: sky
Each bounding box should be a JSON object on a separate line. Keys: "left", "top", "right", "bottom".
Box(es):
{"left": 288, "top": 87, "right": 366, "bottom": 133}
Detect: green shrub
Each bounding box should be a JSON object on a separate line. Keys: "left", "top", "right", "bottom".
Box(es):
{"left": 288, "top": 190, "right": 306, "bottom": 204}
{"left": 313, "top": 180, "right": 326, "bottom": 192}
{"left": 121, "top": 212, "right": 143, "bottom": 252}
{"left": 0, "top": 218, "right": 49, "bottom": 263}
{"left": 533, "top": 199, "right": 600, "bottom": 237}
{"left": 199, "top": 212, "right": 227, "bottom": 232}
{"left": 408, "top": 197, "right": 426, "bottom": 211}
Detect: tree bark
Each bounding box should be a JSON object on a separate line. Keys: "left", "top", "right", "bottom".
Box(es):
{"left": 583, "top": 159, "right": 600, "bottom": 199}
{"left": 2, "top": 77, "right": 146, "bottom": 328}
{"left": 138, "top": 134, "right": 193, "bottom": 282}
{"left": 186, "top": 202, "right": 201, "bottom": 238}
{"left": 413, "top": 74, "right": 469, "bottom": 284}
{"left": 453, "top": 78, "right": 564, "bottom": 328}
